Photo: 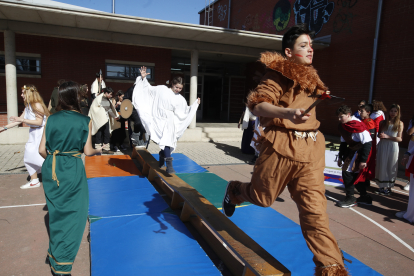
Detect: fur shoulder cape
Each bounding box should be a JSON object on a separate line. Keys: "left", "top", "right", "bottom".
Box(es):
{"left": 259, "top": 52, "right": 327, "bottom": 94}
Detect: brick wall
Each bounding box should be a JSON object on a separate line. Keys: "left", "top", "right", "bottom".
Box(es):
{"left": 199, "top": 0, "right": 230, "bottom": 28}
{"left": 0, "top": 33, "right": 172, "bottom": 126}
{"left": 201, "top": 0, "right": 414, "bottom": 147}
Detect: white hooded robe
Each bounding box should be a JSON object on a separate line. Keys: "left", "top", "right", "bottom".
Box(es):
{"left": 132, "top": 76, "right": 199, "bottom": 151}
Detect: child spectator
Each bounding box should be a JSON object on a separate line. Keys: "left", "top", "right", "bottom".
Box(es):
{"left": 397, "top": 147, "right": 414, "bottom": 222}
{"left": 79, "top": 84, "right": 92, "bottom": 116}
{"left": 370, "top": 100, "right": 386, "bottom": 144}
{"left": 89, "top": 87, "right": 120, "bottom": 154}
{"left": 403, "top": 113, "right": 414, "bottom": 191}
{"left": 353, "top": 100, "right": 366, "bottom": 120}
{"left": 238, "top": 103, "right": 256, "bottom": 155}
{"left": 336, "top": 105, "right": 373, "bottom": 207}
{"left": 110, "top": 90, "right": 127, "bottom": 151}
{"left": 375, "top": 104, "right": 404, "bottom": 195}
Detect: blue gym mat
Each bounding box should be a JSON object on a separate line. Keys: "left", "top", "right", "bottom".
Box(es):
{"left": 152, "top": 153, "right": 207, "bottom": 173}
{"left": 88, "top": 176, "right": 166, "bottom": 218}
{"left": 230, "top": 205, "right": 382, "bottom": 276}
{"left": 88, "top": 175, "right": 220, "bottom": 276}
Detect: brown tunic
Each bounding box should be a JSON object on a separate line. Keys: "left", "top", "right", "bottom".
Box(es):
{"left": 247, "top": 52, "right": 328, "bottom": 163}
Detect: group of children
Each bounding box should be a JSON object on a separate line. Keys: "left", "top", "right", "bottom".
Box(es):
{"left": 336, "top": 101, "right": 407, "bottom": 207}
{"left": 337, "top": 101, "right": 414, "bottom": 224}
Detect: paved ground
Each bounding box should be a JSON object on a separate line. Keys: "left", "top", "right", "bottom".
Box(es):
{"left": 208, "top": 163, "right": 414, "bottom": 276}
{"left": 1, "top": 141, "right": 413, "bottom": 276}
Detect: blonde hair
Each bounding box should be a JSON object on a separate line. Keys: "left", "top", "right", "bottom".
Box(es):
{"left": 382, "top": 103, "right": 401, "bottom": 132}
{"left": 21, "top": 84, "right": 50, "bottom": 117}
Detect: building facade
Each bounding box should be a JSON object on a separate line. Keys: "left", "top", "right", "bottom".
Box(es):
{"left": 0, "top": 0, "right": 288, "bottom": 143}
{"left": 200, "top": 0, "right": 414, "bottom": 146}
{"left": 0, "top": 34, "right": 172, "bottom": 126}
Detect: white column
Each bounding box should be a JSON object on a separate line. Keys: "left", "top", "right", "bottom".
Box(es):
{"left": 4, "top": 30, "right": 18, "bottom": 124}
{"left": 189, "top": 49, "right": 199, "bottom": 129}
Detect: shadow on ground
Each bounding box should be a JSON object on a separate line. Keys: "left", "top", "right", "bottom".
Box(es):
{"left": 209, "top": 141, "right": 254, "bottom": 164}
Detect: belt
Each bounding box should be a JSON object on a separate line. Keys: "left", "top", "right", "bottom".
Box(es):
{"left": 48, "top": 150, "right": 82, "bottom": 186}
{"left": 293, "top": 130, "right": 318, "bottom": 141}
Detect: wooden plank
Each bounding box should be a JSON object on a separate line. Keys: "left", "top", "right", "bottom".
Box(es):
{"left": 180, "top": 202, "right": 195, "bottom": 222}
{"left": 244, "top": 267, "right": 258, "bottom": 276}
{"left": 142, "top": 162, "right": 150, "bottom": 176}
{"left": 189, "top": 216, "right": 245, "bottom": 276}
{"left": 154, "top": 177, "right": 174, "bottom": 198}
{"left": 133, "top": 148, "right": 290, "bottom": 276}
{"left": 171, "top": 192, "right": 184, "bottom": 210}
{"left": 148, "top": 168, "right": 157, "bottom": 182}
{"left": 132, "top": 147, "right": 144, "bottom": 166}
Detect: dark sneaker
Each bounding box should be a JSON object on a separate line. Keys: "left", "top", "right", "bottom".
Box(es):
{"left": 222, "top": 182, "right": 236, "bottom": 217}
{"left": 102, "top": 149, "right": 114, "bottom": 155}
{"left": 375, "top": 188, "right": 391, "bottom": 196}
{"left": 336, "top": 196, "right": 357, "bottom": 208}
{"left": 356, "top": 195, "right": 372, "bottom": 205}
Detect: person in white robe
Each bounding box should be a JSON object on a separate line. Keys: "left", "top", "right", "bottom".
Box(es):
{"left": 0, "top": 85, "right": 49, "bottom": 189}
{"left": 89, "top": 88, "right": 120, "bottom": 153}
{"left": 91, "top": 73, "right": 106, "bottom": 99}
{"left": 132, "top": 66, "right": 200, "bottom": 173}
{"left": 397, "top": 147, "right": 414, "bottom": 223}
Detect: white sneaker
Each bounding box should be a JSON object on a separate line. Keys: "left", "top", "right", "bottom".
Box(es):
{"left": 20, "top": 179, "right": 41, "bottom": 189}
{"left": 404, "top": 184, "right": 410, "bottom": 191}
{"left": 395, "top": 211, "right": 407, "bottom": 219}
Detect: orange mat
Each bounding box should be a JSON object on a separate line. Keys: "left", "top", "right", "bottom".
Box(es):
{"left": 85, "top": 155, "right": 142, "bottom": 178}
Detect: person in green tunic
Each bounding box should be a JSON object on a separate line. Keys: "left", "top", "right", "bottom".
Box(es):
{"left": 39, "top": 81, "right": 102, "bottom": 275}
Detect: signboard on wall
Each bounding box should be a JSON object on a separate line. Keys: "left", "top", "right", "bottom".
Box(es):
{"left": 324, "top": 148, "right": 344, "bottom": 187}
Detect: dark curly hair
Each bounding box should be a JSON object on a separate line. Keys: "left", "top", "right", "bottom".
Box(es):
{"left": 336, "top": 105, "right": 352, "bottom": 116}
{"left": 282, "top": 23, "right": 315, "bottom": 57}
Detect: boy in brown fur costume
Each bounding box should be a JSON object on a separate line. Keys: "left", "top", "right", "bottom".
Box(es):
{"left": 222, "top": 24, "right": 349, "bottom": 276}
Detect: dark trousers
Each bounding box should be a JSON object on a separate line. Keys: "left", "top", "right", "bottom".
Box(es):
{"left": 160, "top": 147, "right": 171, "bottom": 158}
{"left": 110, "top": 118, "right": 126, "bottom": 146}
{"left": 95, "top": 121, "right": 110, "bottom": 144}
{"left": 343, "top": 171, "right": 368, "bottom": 197}
{"left": 129, "top": 110, "right": 146, "bottom": 138}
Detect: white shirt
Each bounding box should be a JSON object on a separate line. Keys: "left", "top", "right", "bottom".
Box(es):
{"left": 340, "top": 116, "right": 372, "bottom": 173}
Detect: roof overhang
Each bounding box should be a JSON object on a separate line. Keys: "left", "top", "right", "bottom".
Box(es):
{"left": 0, "top": 1, "right": 329, "bottom": 58}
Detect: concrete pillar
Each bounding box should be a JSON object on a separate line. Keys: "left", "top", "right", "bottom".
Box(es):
{"left": 4, "top": 30, "right": 18, "bottom": 124}
{"left": 189, "top": 49, "right": 199, "bottom": 129}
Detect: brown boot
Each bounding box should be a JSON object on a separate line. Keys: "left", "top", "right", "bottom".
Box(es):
{"left": 314, "top": 264, "right": 349, "bottom": 276}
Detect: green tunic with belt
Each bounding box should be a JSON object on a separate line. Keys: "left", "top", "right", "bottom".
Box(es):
{"left": 42, "top": 110, "right": 90, "bottom": 275}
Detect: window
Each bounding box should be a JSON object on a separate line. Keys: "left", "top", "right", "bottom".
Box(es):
{"left": 106, "top": 63, "right": 154, "bottom": 81}
{"left": 0, "top": 56, "right": 41, "bottom": 74}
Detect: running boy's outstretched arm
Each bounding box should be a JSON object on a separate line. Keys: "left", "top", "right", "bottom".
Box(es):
{"left": 248, "top": 71, "right": 311, "bottom": 124}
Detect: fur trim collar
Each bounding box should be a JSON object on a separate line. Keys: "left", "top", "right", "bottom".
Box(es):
{"left": 259, "top": 52, "right": 327, "bottom": 94}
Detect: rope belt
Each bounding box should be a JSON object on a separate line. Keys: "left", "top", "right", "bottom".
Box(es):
{"left": 49, "top": 150, "right": 82, "bottom": 187}
{"left": 293, "top": 130, "right": 318, "bottom": 142}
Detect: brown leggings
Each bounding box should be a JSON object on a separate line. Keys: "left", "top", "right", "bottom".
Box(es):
{"left": 229, "top": 143, "right": 345, "bottom": 269}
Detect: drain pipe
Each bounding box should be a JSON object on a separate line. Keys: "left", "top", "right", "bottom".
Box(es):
{"left": 227, "top": 0, "right": 231, "bottom": 28}
{"left": 368, "top": 0, "right": 383, "bottom": 103}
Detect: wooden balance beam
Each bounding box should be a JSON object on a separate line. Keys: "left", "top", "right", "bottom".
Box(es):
{"left": 132, "top": 147, "right": 290, "bottom": 276}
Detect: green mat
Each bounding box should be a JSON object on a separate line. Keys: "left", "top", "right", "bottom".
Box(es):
{"left": 177, "top": 172, "right": 250, "bottom": 209}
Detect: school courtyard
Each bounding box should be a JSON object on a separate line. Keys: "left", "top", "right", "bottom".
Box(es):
{"left": 0, "top": 138, "right": 413, "bottom": 276}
